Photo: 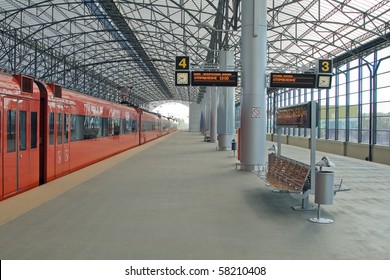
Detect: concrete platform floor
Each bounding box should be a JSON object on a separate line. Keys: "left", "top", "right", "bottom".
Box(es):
{"left": 0, "top": 131, "right": 389, "bottom": 260}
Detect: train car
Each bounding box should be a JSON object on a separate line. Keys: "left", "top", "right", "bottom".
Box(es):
{"left": 0, "top": 73, "right": 41, "bottom": 199}
{"left": 0, "top": 72, "right": 175, "bottom": 201}
{"left": 139, "top": 110, "right": 161, "bottom": 144}
{"left": 160, "top": 116, "right": 170, "bottom": 136}
{"left": 167, "top": 117, "right": 178, "bottom": 134}
{"left": 170, "top": 121, "right": 178, "bottom": 133}
{"left": 35, "top": 82, "right": 141, "bottom": 182}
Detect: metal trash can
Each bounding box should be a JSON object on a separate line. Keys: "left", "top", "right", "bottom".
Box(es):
{"left": 315, "top": 171, "right": 335, "bottom": 205}
{"left": 231, "top": 139, "right": 236, "bottom": 151}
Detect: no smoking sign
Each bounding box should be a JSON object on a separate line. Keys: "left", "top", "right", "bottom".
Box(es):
{"left": 251, "top": 107, "right": 260, "bottom": 118}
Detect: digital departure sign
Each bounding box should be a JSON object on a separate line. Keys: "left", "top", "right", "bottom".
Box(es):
{"left": 276, "top": 102, "right": 319, "bottom": 128}
{"left": 270, "top": 73, "right": 317, "bottom": 88}
{"left": 191, "top": 71, "right": 238, "bottom": 87}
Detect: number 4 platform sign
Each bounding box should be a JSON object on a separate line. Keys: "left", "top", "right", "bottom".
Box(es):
{"left": 175, "top": 56, "right": 190, "bottom": 86}
{"left": 176, "top": 56, "right": 190, "bottom": 70}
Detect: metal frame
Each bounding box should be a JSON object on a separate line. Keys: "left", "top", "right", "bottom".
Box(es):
{"left": 0, "top": 0, "right": 389, "bottom": 109}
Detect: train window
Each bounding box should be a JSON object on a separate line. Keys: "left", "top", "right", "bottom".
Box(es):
{"left": 95, "top": 117, "right": 102, "bottom": 137}
{"left": 70, "top": 114, "right": 76, "bottom": 141}
{"left": 31, "top": 112, "right": 38, "bottom": 149}
{"left": 123, "top": 118, "right": 136, "bottom": 133}
{"left": 101, "top": 117, "right": 109, "bottom": 137}
{"left": 108, "top": 118, "right": 113, "bottom": 135}
{"left": 7, "top": 110, "right": 16, "bottom": 152}
{"left": 113, "top": 118, "right": 120, "bottom": 135}
{"left": 49, "top": 112, "right": 55, "bottom": 145}
{"left": 83, "top": 115, "right": 100, "bottom": 139}
{"left": 64, "top": 114, "right": 68, "bottom": 143}
{"left": 57, "top": 113, "right": 63, "bottom": 144}
{"left": 143, "top": 121, "right": 153, "bottom": 131}
{"left": 19, "top": 111, "right": 27, "bottom": 151}
{"left": 70, "top": 114, "right": 85, "bottom": 141}
{"left": 121, "top": 119, "right": 127, "bottom": 134}
{"left": 132, "top": 120, "right": 138, "bottom": 132}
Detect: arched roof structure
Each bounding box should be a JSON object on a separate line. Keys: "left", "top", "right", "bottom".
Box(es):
{"left": 0, "top": 0, "right": 389, "bottom": 108}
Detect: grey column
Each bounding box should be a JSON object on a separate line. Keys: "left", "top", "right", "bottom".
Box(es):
{"left": 205, "top": 88, "right": 212, "bottom": 138}
{"left": 217, "top": 50, "right": 235, "bottom": 150}
{"left": 240, "top": 0, "right": 267, "bottom": 170}
{"left": 201, "top": 98, "right": 206, "bottom": 135}
{"left": 210, "top": 87, "right": 218, "bottom": 142}
{"left": 189, "top": 103, "right": 202, "bottom": 132}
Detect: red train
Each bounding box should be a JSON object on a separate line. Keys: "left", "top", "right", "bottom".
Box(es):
{"left": 0, "top": 72, "right": 176, "bottom": 201}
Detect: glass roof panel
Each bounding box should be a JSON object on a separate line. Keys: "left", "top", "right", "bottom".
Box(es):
{"left": 0, "top": 0, "right": 388, "bottom": 106}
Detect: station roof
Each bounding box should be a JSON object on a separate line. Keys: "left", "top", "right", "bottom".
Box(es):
{"left": 0, "top": 0, "right": 389, "bottom": 107}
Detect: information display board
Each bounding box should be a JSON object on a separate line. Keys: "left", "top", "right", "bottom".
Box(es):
{"left": 191, "top": 71, "right": 238, "bottom": 87}
{"left": 270, "top": 73, "right": 317, "bottom": 88}
{"left": 276, "top": 102, "right": 319, "bottom": 128}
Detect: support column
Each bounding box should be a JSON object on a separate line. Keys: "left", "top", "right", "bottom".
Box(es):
{"left": 217, "top": 50, "right": 235, "bottom": 150}
{"left": 210, "top": 87, "right": 218, "bottom": 142}
{"left": 204, "top": 88, "right": 212, "bottom": 138}
{"left": 240, "top": 0, "right": 267, "bottom": 170}
{"left": 189, "top": 103, "right": 202, "bottom": 132}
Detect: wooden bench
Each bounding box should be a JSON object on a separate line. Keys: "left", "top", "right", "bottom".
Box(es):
{"left": 266, "top": 153, "right": 312, "bottom": 193}
{"left": 266, "top": 153, "right": 351, "bottom": 194}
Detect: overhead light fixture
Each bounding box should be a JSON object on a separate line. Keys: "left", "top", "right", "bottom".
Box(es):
{"left": 196, "top": 22, "right": 215, "bottom": 30}
{"left": 196, "top": 22, "right": 238, "bottom": 33}
{"left": 196, "top": 44, "right": 213, "bottom": 52}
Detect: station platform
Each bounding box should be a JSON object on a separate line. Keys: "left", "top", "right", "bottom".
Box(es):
{"left": 0, "top": 131, "right": 389, "bottom": 260}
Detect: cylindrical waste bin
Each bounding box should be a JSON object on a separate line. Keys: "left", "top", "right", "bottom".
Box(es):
{"left": 231, "top": 139, "right": 237, "bottom": 151}
{"left": 315, "top": 171, "right": 335, "bottom": 205}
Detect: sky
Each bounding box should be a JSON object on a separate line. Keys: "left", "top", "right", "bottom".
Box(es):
{"left": 152, "top": 102, "right": 189, "bottom": 123}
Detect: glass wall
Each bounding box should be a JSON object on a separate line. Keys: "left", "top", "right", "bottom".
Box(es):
{"left": 267, "top": 47, "right": 390, "bottom": 147}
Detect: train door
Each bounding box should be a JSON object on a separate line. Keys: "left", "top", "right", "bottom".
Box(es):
{"left": 138, "top": 111, "right": 143, "bottom": 145}
{"left": 63, "top": 108, "right": 71, "bottom": 174}
{"left": 54, "top": 105, "right": 70, "bottom": 178}
{"left": 3, "top": 98, "right": 31, "bottom": 196}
